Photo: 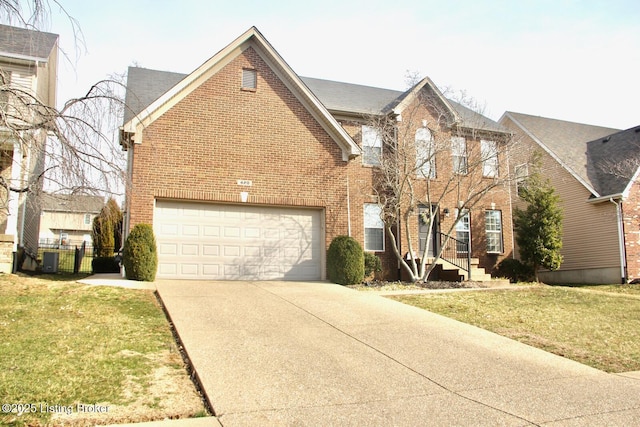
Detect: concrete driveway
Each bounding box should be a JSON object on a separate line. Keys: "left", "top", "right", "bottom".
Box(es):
{"left": 156, "top": 280, "right": 640, "bottom": 426}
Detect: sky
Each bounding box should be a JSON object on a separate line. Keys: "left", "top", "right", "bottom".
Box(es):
{"left": 22, "top": 0, "right": 640, "bottom": 130}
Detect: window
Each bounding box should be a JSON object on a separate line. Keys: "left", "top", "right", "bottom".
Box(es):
{"left": 362, "top": 125, "right": 382, "bottom": 166}
{"left": 84, "top": 213, "right": 91, "bottom": 225}
{"left": 481, "top": 140, "right": 499, "bottom": 177}
{"left": 451, "top": 136, "right": 467, "bottom": 174}
{"left": 241, "top": 68, "right": 257, "bottom": 90}
{"left": 485, "top": 210, "right": 503, "bottom": 253}
{"left": 0, "top": 71, "right": 10, "bottom": 111}
{"left": 364, "top": 203, "right": 384, "bottom": 251}
{"left": 416, "top": 128, "right": 436, "bottom": 178}
{"left": 455, "top": 209, "right": 470, "bottom": 253}
{"left": 515, "top": 164, "right": 528, "bottom": 196}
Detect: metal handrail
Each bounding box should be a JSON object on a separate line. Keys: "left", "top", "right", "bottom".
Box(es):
{"left": 436, "top": 232, "right": 471, "bottom": 279}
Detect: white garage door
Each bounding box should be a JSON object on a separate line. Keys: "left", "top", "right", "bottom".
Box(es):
{"left": 154, "top": 201, "right": 323, "bottom": 280}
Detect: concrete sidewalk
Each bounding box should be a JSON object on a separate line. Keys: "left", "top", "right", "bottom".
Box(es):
{"left": 156, "top": 280, "right": 640, "bottom": 426}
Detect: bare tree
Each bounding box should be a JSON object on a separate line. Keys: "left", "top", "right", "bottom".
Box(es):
{"left": 0, "top": 0, "right": 127, "bottom": 253}
{"left": 367, "top": 76, "right": 518, "bottom": 282}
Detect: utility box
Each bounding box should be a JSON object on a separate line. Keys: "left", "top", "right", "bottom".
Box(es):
{"left": 42, "top": 252, "right": 59, "bottom": 273}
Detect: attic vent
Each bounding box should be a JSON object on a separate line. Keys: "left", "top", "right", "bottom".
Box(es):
{"left": 242, "top": 68, "right": 257, "bottom": 90}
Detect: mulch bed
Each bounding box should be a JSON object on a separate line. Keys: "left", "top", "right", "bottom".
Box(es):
{"left": 351, "top": 280, "right": 490, "bottom": 290}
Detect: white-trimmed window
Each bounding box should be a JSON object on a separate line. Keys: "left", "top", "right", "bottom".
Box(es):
{"left": 416, "top": 127, "right": 436, "bottom": 178}
{"left": 241, "top": 68, "right": 257, "bottom": 90}
{"left": 451, "top": 136, "right": 467, "bottom": 174}
{"left": 364, "top": 203, "right": 384, "bottom": 251}
{"left": 455, "top": 209, "right": 470, "bottom": 253}
{"left": 362, "top": 125, "right": 382, "bottom": 166}
{"left": 515, "top": 164, "right": 528, "bottom": 196}
{"left": 84, "top": 213, "right": 91, "bottom": 225}
{"left": 481, "top": 140, "right": 499, "bottom": 177}
{"left": 485, "top": 210, "right": 503, "bottom": 253}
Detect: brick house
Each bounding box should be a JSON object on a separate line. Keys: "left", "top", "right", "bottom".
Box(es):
{"left": 501, "top": 112, "right": 640, "bottom": 283}
{"left": 120, "top": 27, "right": 513, "bottom": 281}
{"left": 0, "top": 24, "right": 59, "bottom": 272}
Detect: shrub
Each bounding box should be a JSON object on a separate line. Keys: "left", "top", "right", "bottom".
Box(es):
{"left": 364, "top": 251, "right": 382, "bottom": 278}
{"left": 93, "top": 198, "right": 123, "bottom": 257}
{"left": 496, "top": 258, "right": 534, "bottom": 283}
{"left": 92, "top": 256, "right": 120, "bottom": 274}
{"left": 122, "top": 224, "right": 158, "bottom": 282}
{"left": 327, "top": 235, "right": 364, "bottom": 285}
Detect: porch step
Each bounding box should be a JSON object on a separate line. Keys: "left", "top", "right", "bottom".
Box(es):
{"left": 428, "top": 257, "right": 493, "bottom": 282}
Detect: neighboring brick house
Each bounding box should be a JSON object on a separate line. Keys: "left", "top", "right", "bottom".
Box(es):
{"left": 38, "top": 193, "right": 105, "bottom": 248}
{"left": 0, "top": 24, "right": 58, "bottom": 272}
{"left": 120, "top": 27, "right": 513, "bottom": 281}
{"left": 501, "top": 112, "right": 640, "bottom": 283}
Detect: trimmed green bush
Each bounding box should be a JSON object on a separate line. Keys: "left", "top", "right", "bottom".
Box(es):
{"left": 496, "top": 258, "right": 534, "bottom": 283}
{"left": 364, "top": 251, "right": 382, "bottom": 278}
{"left": 123, "top": 224, "right": 158, "bottom": 282}
{"left": 327, "top": 235, "right": 364, "bottom": 285}
{"left": 92, "top": 198, "right": 123, "bottom": 257}
{"left": 91, "top": 256, "right": 120, "bottom": 274}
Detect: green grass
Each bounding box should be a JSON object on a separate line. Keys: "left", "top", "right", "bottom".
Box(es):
{"left": 0, "top": 274, "right": 204, "bottom": 425}
{"left": 390, "top": 285, "right": 640, "bottom": 373}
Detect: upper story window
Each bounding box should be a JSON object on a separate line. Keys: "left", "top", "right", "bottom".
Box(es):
{"left": 362, "top": 125, "right": 382, "bottom": 166}
{"left": 451, "top": 136, "right": 467, "bottom": 174}
{"left": 515, "top": 164, "right": 528, "bottom": 196}
{"left": 241, "top": 68, "right": 257, "bottom": 90}
{"left": 84, "top": 213, "right": 92, "bottom": 225}
{"left": 0, "top": 71, "right": 10, "bottom": 111}
{"left": 416, "top": 127, "right": 436, "bottom": 178}
{"left": 481, "top": 140, "right": 499, "bottom": 177}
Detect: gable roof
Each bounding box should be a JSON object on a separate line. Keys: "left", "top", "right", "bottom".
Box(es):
{"left": 501, "top": 111, "right": 632, "bottom": 197}
{"left": 586, "top": 126, "right": 640, "bottom": 197}
{"left": 41, "top": 193, "right": 105, "bottom": 214}
{"left": 123, "top": 66, "right": 506, "bottom": 146}
{"left": 121, "top": 26, "right": 360, "bottom": 161}
{"left": 0, "top": 24, "right": 58, "bottom": 62}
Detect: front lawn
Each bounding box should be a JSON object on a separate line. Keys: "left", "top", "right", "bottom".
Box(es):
{"left": 390, "top": 285, "right": 640, "bottom": 373}
{"left": 0, "top": 274, "right": 206, "bottom": 426}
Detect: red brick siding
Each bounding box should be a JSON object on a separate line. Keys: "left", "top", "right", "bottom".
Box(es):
{"left": 128, "top": 46, "right": 513, "bottom": 280}
{"left": 623, "top": 180, "right": 640, "bottom": 279}
{"left": 128, "top": 47, "right": 351, "bottom": 254}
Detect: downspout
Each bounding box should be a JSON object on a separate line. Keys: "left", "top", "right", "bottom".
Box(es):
{"left": 610, "top": 198, "right": 627, "bottom": 283}
{"left": 346, "top": 170, "right": 351, "bottom": 237}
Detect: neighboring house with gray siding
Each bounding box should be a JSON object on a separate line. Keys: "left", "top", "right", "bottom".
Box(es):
{"left": 501, "top": 111, "right": 640, "bottom": 284}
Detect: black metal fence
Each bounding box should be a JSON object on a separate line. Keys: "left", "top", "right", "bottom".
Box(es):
{"left": 36, "top": 243, "right": 95, "bottom": 274}
{"left": 437, "top": 232, "right": 471, "bottom": 278}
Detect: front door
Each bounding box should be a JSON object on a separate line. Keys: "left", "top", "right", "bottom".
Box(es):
{"left": 419, "top": 205, "right": 439, "bottom": 258}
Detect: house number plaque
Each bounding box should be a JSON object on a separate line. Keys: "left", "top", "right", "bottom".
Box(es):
{"left": 237, "top": 180, "right": 252, "bottom": 186}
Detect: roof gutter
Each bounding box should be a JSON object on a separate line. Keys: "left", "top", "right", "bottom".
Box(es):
{"left": 586, "top": 193, "right": 624, "bottom": 203}
{"left": 0, "top": 52, "right": 49, "bottom": 64}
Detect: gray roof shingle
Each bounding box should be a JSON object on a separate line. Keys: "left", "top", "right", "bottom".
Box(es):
{"left": 123, "top": 67, "right": 506, "bottom": 134}
{"left": 123, "top": 66, "right": 187, "bottom": 123}
{"left": 504, "top": 111, "right": 638, "bottom": 197}
{"left": 0, "top": 24, "right": 58, "bottom": 61}
{"left": 586, "top": 126, "right": 640, "bottom": 196}
{"left": 41, "top": 193, "right": 105, "bottom": 213}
